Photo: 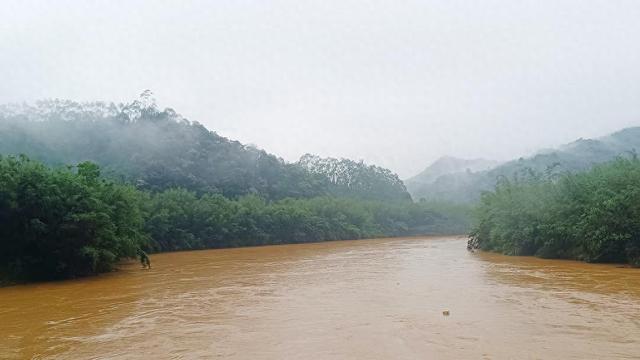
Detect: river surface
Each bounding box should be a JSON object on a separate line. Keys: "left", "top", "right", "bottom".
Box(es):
{"left": 1, "top": 236, "right": 639, "bottom": 359}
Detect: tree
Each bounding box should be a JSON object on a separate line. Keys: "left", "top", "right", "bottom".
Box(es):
{"left": 0, "top": 156, "right": 147, "bottom": 281}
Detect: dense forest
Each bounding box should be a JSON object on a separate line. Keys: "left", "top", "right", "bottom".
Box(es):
{"left": 468, "top": 157, "right": 640, "bottom": 266}
{"left": 0, "top": 156, "right": 147, "bottom": 280}
{"left": 0, "top": 95, "right": 471, "bottom": 282}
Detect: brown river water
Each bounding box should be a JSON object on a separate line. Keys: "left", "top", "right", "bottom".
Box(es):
{"left": 1, "top": 236, "right": 639, "bottom": 359}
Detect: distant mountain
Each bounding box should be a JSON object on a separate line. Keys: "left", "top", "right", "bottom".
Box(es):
{"left": 0, "top": 95, "right": 411, "bottom": 202}
{"left": 405, "top": 156, "right": 500, "bottom": 189}
{"left": 408, "top": 127, "right": 640, "bottom": 203}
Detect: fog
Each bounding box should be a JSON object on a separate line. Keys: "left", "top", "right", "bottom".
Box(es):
{"left": 2, "top": 0, "right": 640, "bottom": 177}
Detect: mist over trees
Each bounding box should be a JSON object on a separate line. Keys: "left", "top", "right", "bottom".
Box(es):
{"left": 0, "top": 93, "right": 410, "bottom": 203}
{"left": 0, "top": 95, "right": 324, "bottom": 199}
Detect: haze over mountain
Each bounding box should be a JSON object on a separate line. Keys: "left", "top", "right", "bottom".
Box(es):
{"left": 408, "top": 127, "right": 640, "bottom": 203}
{"left": 405, "top": 156, "right": 500, "bottom": 190}
{"left": 3, "top": 1, "right": 640, "bottom": 177}
{"left": 0, "top": 96, "right": 410, "bottom": 203}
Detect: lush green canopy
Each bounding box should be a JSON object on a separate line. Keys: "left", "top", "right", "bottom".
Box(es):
{"left": 469, "top": 157, "right": 640, "bottom": 266}
{"left": 0, "top": 156, "right": 147, "bottom": 280}
{"left": 143, "top": 190, "right": 470, "bottom": 252}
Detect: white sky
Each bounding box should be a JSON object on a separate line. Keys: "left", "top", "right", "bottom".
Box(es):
{"left": 2, "top": 0, "right": 640, "bottom": 177}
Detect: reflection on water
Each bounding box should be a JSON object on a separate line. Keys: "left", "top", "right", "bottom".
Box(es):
{"left": 1, "top": 236, "right": 639, "bottom": 359}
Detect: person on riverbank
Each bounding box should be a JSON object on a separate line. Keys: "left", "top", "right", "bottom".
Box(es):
{"left": 137, "top": 248, "right": 151, "bottom": 269}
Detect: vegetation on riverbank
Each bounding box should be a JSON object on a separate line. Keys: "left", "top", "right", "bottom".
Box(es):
{"left": 0, "top": 155, "right": 471, "bottom": 282}
{"left": 144, "top": 189, "right": 470, "bottom": 252}
{"left": 468, "top": 157, "right": 640, "bottom": 266}
{"left": 0, "top": 156, "right": 147, "bottom": 281}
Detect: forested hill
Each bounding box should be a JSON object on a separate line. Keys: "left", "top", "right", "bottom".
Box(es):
{"left": 0, "top": 95, "right": 410, "bottom": 202}
{"left": 408, "top": 127, "right": 640, "bottom": 203}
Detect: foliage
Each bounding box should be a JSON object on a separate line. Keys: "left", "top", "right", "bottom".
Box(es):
{"left": 143, "top": 190, "right": 469, "bottom": 252}
{"left": 469, "top": 157, "right": 640, "bottom": 265}
{"left": 0, "top": 156, "right": 147, "bottom": 281}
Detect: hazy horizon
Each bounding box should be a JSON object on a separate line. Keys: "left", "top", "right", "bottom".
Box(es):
{"left": 2, "top": 1, "right": 640, "bottom": 177}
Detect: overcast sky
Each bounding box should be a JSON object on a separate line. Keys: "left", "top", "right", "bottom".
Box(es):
{"left": 2, "top": 1, "right": 640, "bottom": 177}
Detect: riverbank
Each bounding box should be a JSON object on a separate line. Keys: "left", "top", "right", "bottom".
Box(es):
{"left": 469, "top": 157, "right": 640, "bottom": 266}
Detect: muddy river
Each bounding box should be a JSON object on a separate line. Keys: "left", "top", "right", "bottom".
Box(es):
{"left": 1, "top": 236, "right": 639, "bottom": 359}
